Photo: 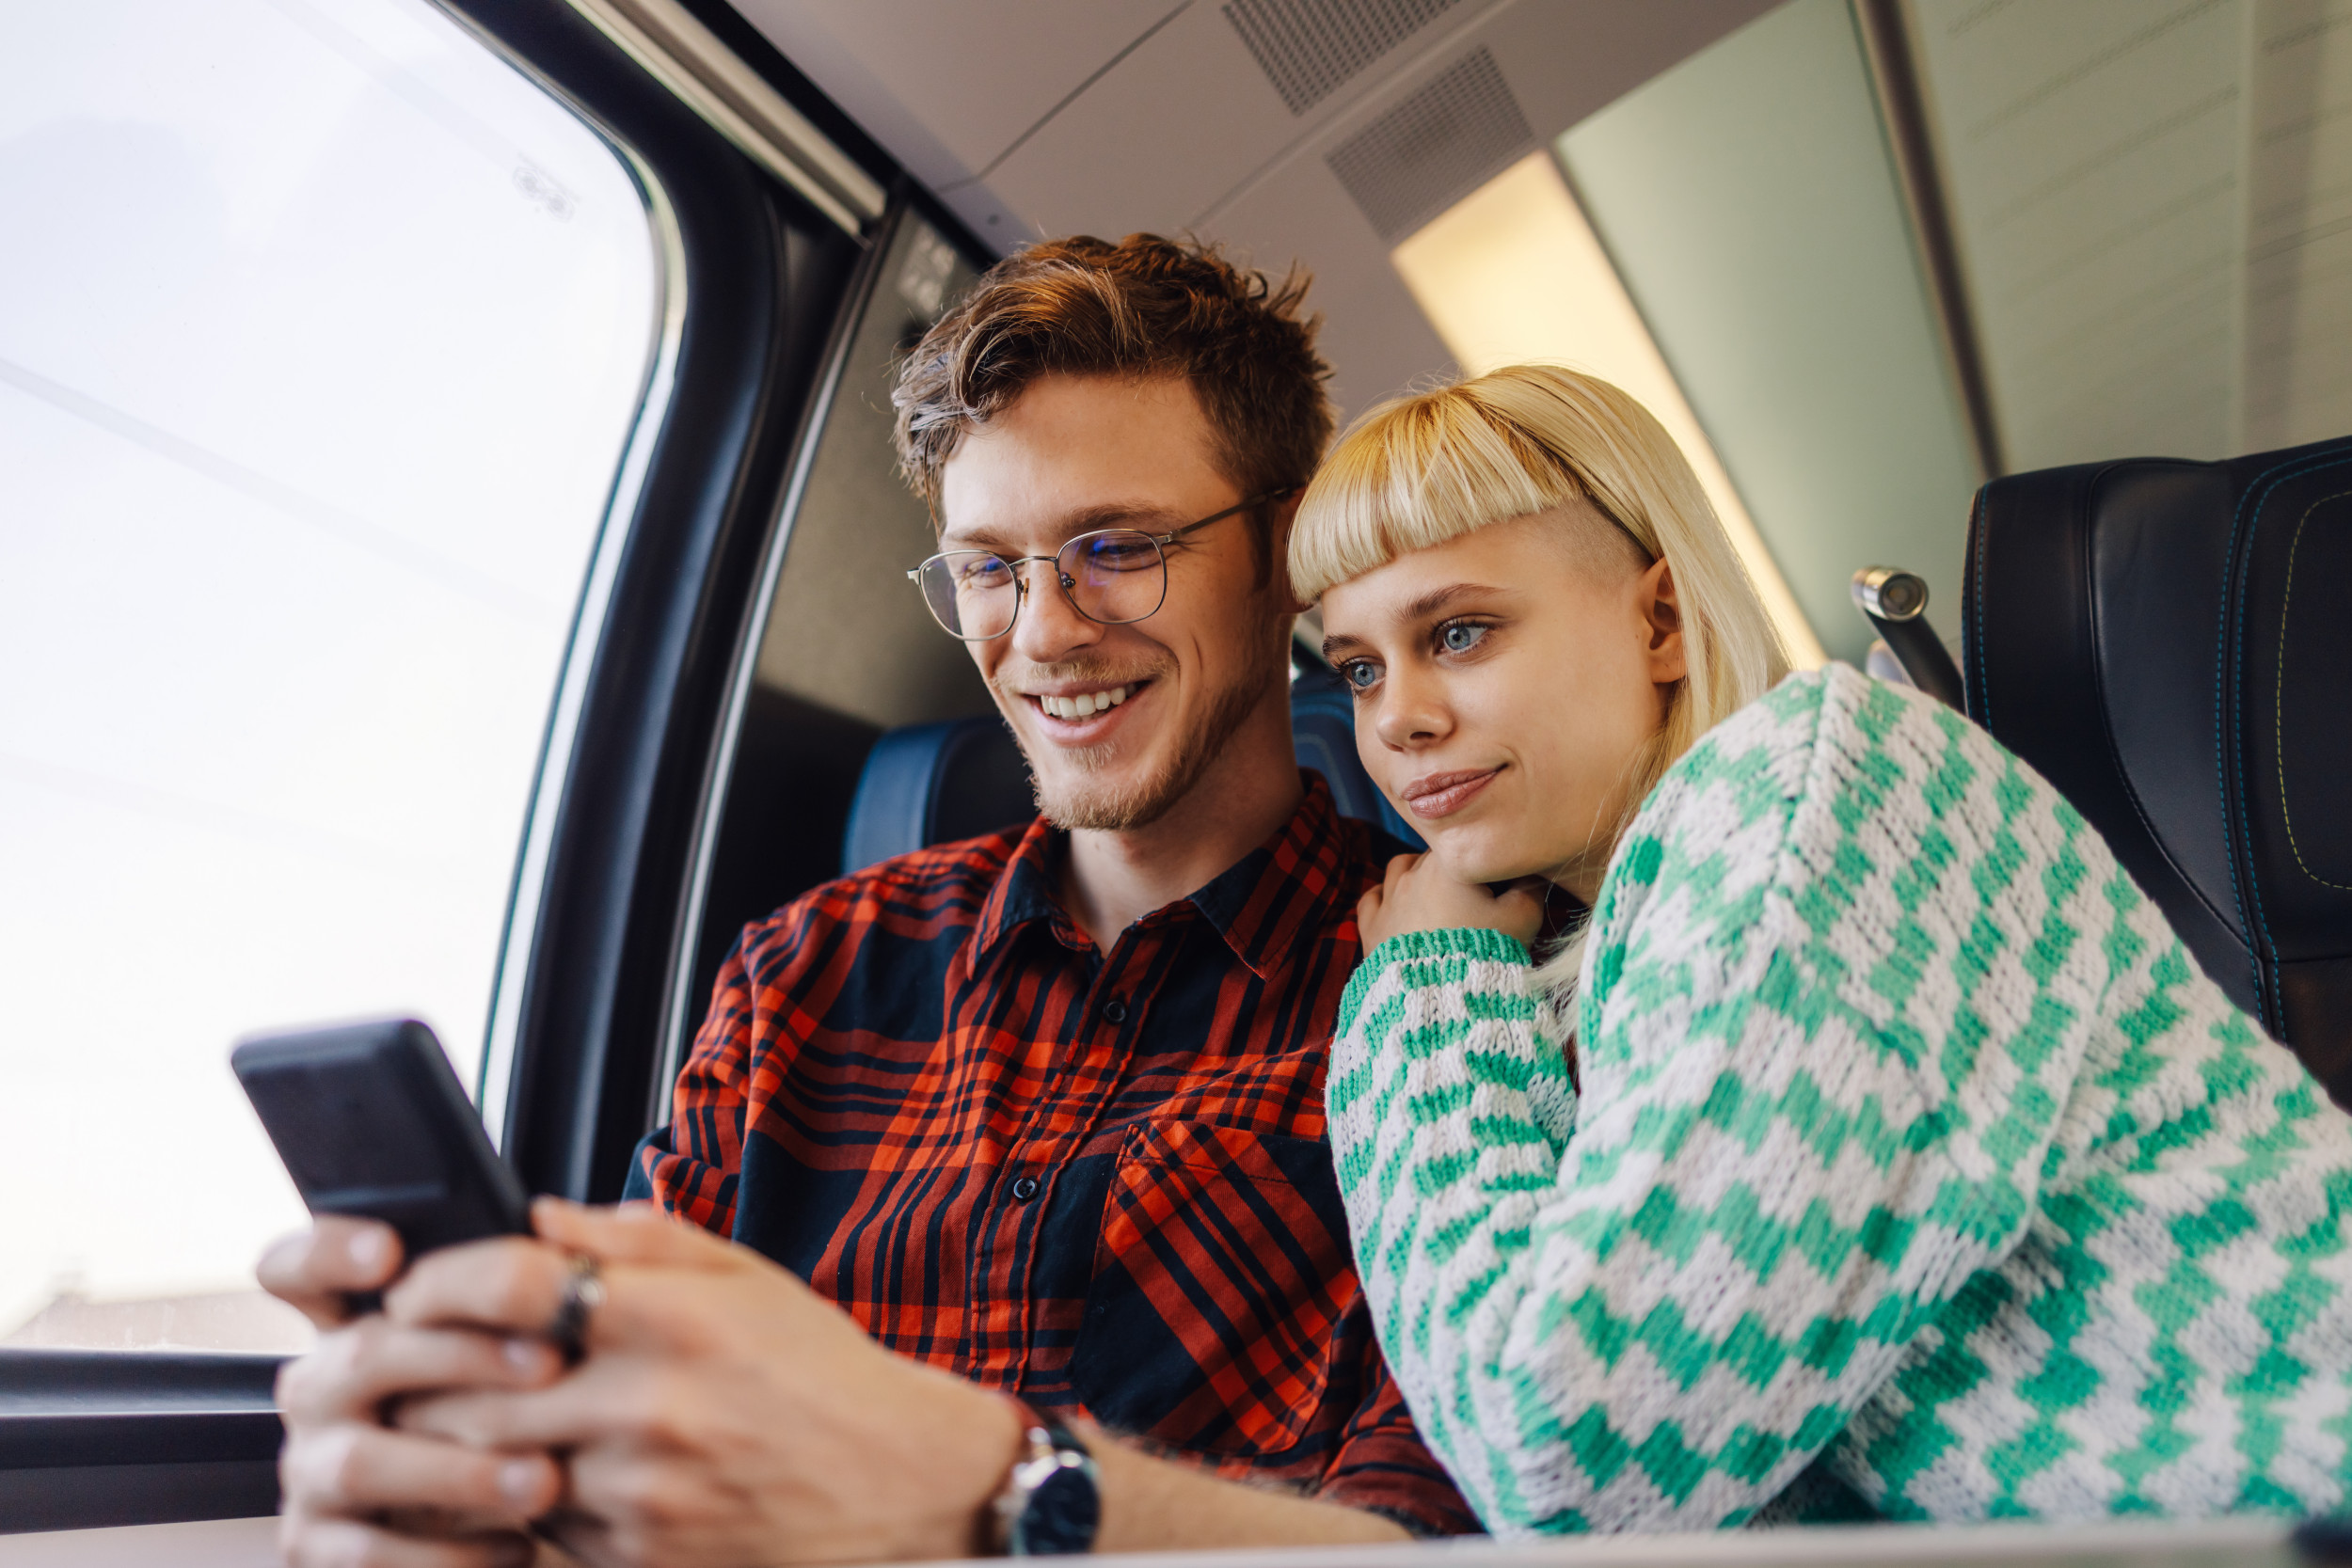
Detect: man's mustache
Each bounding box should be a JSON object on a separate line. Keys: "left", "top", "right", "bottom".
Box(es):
{"left": 989, "top": 657, "right": 1171, "bottom": 700}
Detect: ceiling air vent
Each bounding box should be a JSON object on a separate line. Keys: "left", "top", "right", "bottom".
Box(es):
{"left": 1327, "top": 46, "right": 1533, "bottom": 242}
{"left": 1224, "top": 0, "right": 1468, "bottom": 116}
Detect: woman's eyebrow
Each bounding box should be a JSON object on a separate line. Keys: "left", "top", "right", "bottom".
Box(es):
{"left": 1320, "top": 582, "right": 1511, "bottom": 657}
{"left": 1405, "top": 581, "right": 1506, "bottom": 621}
{"left": 1320, "top": 631, "right": 1371, "bottom": 661}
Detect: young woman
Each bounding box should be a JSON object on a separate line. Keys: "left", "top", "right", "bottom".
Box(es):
{"left": 1294, "top": 364, "right": 2352, "bottom": 1533}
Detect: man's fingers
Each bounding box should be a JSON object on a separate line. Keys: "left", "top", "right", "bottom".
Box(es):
{"left": 282, "top": 1422, "right": 562, "bottom": 1525}
{"left": 397, "top": 1360, "right": 639, "bottom": 1454}
{"left": 259, "top": 1219, "right": 404, "bottom": 1329}
{"left": 280, "top": 1513, "right": 537, "bottom": 1568}
{"left": 385, "top": 1207, "right": 748, "bottom": 1344}
{"left": 564, "top": 1441, "right": 691, "bottom": 1546}
{"left": 382, "top": 1237, "right": 573, "bottom": 1338}
{"left": 278, "top": 1321, "right": 563, "bottom": 1424}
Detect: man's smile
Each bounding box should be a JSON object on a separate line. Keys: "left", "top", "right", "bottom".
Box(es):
{"left": 1023, "top": 677, "right": 1152, "bottom": 737}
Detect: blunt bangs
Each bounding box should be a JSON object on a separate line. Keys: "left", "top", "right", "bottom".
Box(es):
{"left": 1288, "top": 386, "right": 1587, "bottom": 605}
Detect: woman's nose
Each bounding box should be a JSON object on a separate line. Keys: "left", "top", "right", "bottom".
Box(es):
{"left": 1371, "top": 666, "right": 1450, "bottom": 752}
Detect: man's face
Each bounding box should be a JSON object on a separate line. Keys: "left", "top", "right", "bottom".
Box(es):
{"left": 936, "top": 372, "right": 1290, "bottom": 832}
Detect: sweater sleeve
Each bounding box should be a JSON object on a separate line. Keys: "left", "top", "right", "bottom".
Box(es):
{"left": 1327, "top": 672, "right": 2088, "bottom": 1535}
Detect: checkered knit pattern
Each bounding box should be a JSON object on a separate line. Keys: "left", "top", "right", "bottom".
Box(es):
{"left": 1328, "top": 665, "right": 2352, "bottom": 1534}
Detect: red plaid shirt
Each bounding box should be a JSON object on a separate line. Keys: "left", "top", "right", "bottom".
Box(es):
{"left": 627, "top": 775, "right": 1473, "bottom": 1534}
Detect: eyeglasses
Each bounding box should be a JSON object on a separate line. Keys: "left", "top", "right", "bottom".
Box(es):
{"left": 908, "top": 489, "right": 1292, "bottom": 642}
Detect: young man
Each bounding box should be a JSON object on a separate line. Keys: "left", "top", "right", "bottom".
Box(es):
{"left": 261, "top": 236, "right": 1472, "bottom": 1566}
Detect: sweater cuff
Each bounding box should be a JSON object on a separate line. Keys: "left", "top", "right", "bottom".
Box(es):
{"left": 1339, "top": 926, "right": 1534, "bottom": 1036}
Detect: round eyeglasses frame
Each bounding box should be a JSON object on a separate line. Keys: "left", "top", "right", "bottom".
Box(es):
{"left": 907, "top": 488, "right": 1294, "bottom": 642}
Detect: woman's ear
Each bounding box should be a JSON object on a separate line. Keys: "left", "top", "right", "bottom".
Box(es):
{"left": 1638, "top": 558, "right": 1688, "bottom": 686}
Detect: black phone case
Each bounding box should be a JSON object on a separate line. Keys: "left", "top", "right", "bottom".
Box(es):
{"left": 233, "top": 1018, "right": 531, "bottom": 1258}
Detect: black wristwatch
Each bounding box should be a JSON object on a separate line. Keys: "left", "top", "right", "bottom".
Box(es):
{"left": 990, "top": 1410, "right": 1101, "bottom": 1556}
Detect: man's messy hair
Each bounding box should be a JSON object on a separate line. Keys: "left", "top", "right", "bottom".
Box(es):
{"left": 891, "top": 233, "right": 1334, "bottom": 533}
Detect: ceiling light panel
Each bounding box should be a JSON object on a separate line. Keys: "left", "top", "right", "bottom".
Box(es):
{"left": 1555, "top": 0, "right": 1980, "bottom": 663}
{"left": 1392, "top": 153, "right": 1825, "bottom": 667}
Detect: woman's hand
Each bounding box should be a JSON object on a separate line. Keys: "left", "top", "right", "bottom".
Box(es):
{"left": 1357, "top": 852, "right": 1544, "bottom": 952}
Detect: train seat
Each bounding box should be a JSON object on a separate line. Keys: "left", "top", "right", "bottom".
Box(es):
{"left": 1962, "top": 432, "right": 2352, "bottom": 1103}
{"left": 841, "top": 662, "right": 1422, "bottom": 878}
{"left": 838, "top": 714, "right": 1038, "bottom": 878}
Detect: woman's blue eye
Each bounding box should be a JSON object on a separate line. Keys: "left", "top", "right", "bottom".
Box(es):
{"left": 1440, "top": 623, "right": 1486, "bottom": 654}
{"left": 1344, "top": 661, "right": 1380, "bottom": 689}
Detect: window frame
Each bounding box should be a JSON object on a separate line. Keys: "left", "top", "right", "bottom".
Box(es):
{"left": 457, "top": 0, "right": 868, "bottom": 1208}
{"left": 0, "top": 0, "right": 922, "bottom": 1533}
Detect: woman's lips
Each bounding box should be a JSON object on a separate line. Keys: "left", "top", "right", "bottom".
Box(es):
{"left": 1401, "top": 767, "right": 1501, "bottom": 820}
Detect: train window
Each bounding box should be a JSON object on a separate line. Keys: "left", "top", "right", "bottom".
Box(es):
{"left": 0, "top": 0, "right": 660, "bottom": 1353}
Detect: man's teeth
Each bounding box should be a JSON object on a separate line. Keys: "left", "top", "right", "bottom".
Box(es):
{"left": 1039, "top": 685, "right": 1132, "bottom": 721}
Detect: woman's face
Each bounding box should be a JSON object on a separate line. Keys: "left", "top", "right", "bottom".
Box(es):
{"left": 1317, "top": 507, "right": 1686, "bottom": 901}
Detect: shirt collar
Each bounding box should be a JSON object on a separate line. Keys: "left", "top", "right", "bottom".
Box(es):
{"left": 971, "top": 773, "right": 1363, "bottom": 978}
{"left": 1185, "top": 773, "right": 1359, "bottom": 979}
{"left": 974, "top": 813, "right": 1068, "bottom": 959}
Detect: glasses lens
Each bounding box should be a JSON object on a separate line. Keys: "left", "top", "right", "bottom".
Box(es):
{"left": 920, "top": 552, "right": 1017, "bottom": 640}
{"left": 1060, "top": 531, "right": 1166, "bottom": 625}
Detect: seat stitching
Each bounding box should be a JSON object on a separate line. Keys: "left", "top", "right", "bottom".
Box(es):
{"left": 2275, "top": 489, "right": 2352, "bottom": 891}
{"left": 2223, "top": 450, "right": 2352, "bottom": 1036}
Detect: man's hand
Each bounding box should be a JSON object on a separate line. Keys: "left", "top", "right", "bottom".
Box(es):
{"left": 1357, "top": 851, "right": 1544, "bottom": 954}
{"left": 389, "top": 1200, "right": 1025, "bottom": 1568}
{"left": 266, "top": 1203, "right": 1416, "bottom": 1565}
{"left": 258, "top": 1217, "right": 567, "bottom": 1568}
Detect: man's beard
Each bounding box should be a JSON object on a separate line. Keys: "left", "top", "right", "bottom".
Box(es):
{"left": 993, "top": 632, "right": 1285, "bottom": 832}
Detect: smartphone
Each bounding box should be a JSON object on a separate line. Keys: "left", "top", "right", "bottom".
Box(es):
{"left": 232, "top": 1017, "right": 531, "bottom": 1260}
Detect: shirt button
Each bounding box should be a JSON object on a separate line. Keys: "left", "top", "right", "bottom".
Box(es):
{"left": 1101, "top": 998, "right": 1128, "bottom": 1024}
{"left": 1010, "top": 1176, "right": 1041, "bottom": 1202}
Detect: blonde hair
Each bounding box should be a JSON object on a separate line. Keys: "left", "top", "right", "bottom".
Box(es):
{"left": 1290, "top": 364, "right": 1789, "bottom": 996}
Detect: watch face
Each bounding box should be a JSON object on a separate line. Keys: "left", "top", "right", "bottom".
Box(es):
{"left": 1016, "top": 1463, "right": 1102, "bottom": 1556}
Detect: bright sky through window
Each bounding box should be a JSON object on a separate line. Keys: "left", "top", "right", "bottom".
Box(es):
{"left": 0, "top": 0, "right": 659, "bottom": 1348}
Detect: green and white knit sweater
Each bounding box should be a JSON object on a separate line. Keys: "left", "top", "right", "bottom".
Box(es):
{"left": 1329, "top": 666, "right": 2352, "bottom": 1533}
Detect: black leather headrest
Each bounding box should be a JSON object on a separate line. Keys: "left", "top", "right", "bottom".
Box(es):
{"left": 1963, "top": 433, "right": 2352, "bottom": 1099}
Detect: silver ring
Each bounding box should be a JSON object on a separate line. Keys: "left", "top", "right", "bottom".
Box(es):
{"left": 546, "top": 1254, "right": 604, "bottom": 1360}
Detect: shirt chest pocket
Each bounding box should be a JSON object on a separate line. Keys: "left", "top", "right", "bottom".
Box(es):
{"left": 1070, "top": 1120, "right": 1363, "bottom": 1458}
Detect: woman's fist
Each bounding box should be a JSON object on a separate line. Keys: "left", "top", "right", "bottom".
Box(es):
{"left": 1356, "top": 852, "right": 1545, "bottom": 953}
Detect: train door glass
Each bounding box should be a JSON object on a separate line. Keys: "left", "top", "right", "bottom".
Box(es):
{"left": 0, "top": 0, "right": 660, "bottom": 1352}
